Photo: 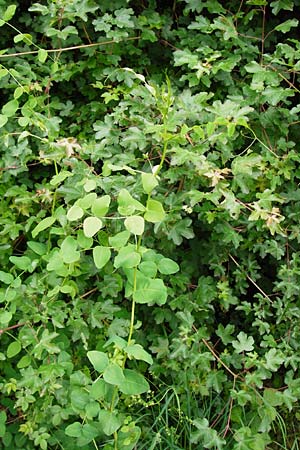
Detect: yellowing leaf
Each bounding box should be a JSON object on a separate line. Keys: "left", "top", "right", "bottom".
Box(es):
{"left": 67, "top": 205, "right": 84, "bottom": 221}
{"left": 83, "top": 217, "right": 103, "bottom": 237}
{"left": 93, "top": 246, "right": 111, "bottom": 269}
{"left": 124, "top": 215, "right": 145, "bottom": 235}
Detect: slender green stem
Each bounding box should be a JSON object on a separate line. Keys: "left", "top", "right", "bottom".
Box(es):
{"left": 127, "top": 235, "right": 142, "bottom": 345}
{"left": 92, "top": 439, "right": 99, "bottom": 450}
{"left": 154, "top": 79, "right": 173, "bottom": 176}
{"left": 155, "top": 131, "right": 169, "bottom": 177}
{"left": 114, "top": 431, "right": 118, "bottom": 450}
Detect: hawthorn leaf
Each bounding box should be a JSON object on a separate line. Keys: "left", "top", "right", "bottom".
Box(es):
{"left": 232, "top": 332, "right": 254, "bottom": 353}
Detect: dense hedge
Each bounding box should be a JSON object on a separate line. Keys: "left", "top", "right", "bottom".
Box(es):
{"left": 1, "top": 1, "right": 300, "bottom": 449}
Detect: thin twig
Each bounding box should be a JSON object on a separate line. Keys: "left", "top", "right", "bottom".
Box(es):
{"left": 0, "top": 322, "right": 26, "bottom": 335}
{"left": 200, "top": 335, "right": 240, "bottom": 380}
{"left": 0, "top": 36, "right": 140, "bottom": 59}
{"left": 223, "top": 378, "right": 236, "bottom": 437}
{"left": 80, "top": 287, "right": 98, "bottom": 299}
{"left": 229, "top": 254, "right": 273, "bottom": 303}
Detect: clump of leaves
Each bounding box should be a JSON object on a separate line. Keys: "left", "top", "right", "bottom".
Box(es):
{"left": 0, "top": 1, "right": 300, "bottom": 449}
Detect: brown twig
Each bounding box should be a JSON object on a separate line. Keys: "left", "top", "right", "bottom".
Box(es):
{"left": 80, "top": 287, "right": 98, "bottom": 299}
{"left": 201, "top": 337, "right": 240, "bottom": 380}
{"left": 0, "top": 323, "right": 26, "bottom": 335}
{"left": 229, "top": 254, "right": 273, "bottom": 303}
{"left": 0, "top": 36, "right": 140, "bottom": 59}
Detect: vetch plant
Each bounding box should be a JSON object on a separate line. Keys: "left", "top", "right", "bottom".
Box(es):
{"left": 1, "top": 1, "right": 300, "bottom": 449}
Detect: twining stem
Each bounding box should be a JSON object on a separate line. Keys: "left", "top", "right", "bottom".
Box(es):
{"left": 109, "top": 235, "right": 142, "bottom": 449}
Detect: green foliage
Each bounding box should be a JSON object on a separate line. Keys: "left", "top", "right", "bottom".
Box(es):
{"left": 0, "top": 0, "right": 300, "bottom": 449}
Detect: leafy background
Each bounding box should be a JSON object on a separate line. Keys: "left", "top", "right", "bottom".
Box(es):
{"left": 1, "top": 0, "right": 300, "bottom": 449}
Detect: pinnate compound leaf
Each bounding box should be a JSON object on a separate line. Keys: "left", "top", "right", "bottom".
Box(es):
{"left": 118, "top": 425, "right": 141, "bottom": 450}
{"left": 83, "top": 216, "right": 103, "bottom": 237}
{"left": 139, "top": 261, "right": 157, "bottom": 278}
{"left": 119, "top": 369, "right": 149, "bottom": 395}
{"left": 93, "top": 246, "right": 111, "bottom": 269}
{"left": 124, "top": 216, "right": 145, "bottom": 235}
{"left": 67, "top": 205, "right": 84, "bottom": 221}
{"left": 90, "top": 379, "right": 107, "bottom": 400}
{"left": 103, "top": 363, "right": 125, "bottom": 386}
{"left": 32, "top": 216, "right": 55, "bottom": 238}
{"left": 87, "top": 351, "right": 109, "bottom": 372}
{"left": 144, "top": 199, "right": 165, "bottom": 223}
{"left": 91, "top": 195, "right": 111, "bottom": 217}
{"left": 27, "top": 241, "right": 47, "bottom": 255}
{"left": 79, "top": 424, "right": 99, "bottom": 445}
{"left": 232, "top": 332, "right": 254, "bottom": 353}
{"left": 157, "top": 258, "right": 179, "bottom": 274}
{"left": 83, "top": 179, "right": 97, "bottom": 192}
